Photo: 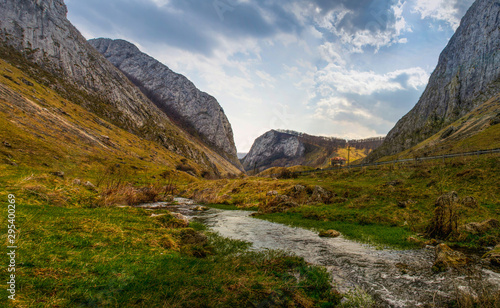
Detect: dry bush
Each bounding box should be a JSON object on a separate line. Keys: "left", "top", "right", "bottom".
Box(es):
{"left": 426, "top": 191, "right": 463, "bottom": 239}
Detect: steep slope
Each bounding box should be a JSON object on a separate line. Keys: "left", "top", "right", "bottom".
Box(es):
{"left": 0, "top": 0, "right": 240, "bottom": 175}
{"left": 0, "top": 58, "right": 204, "bottom": 178}
{"left": 88, "top": 38, "right": 242, "bottom": 170}
{"left": 379, "top": 94, "right": 500, "bottom": 161}
{"left": 367, "top": 0, "right": 500, "bottom": 162}
{"left": 242, "top": 129, "right": 384, "bottom": 173}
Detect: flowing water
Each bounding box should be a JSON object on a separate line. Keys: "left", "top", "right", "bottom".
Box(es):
{"left": 139, "top": 198, "right": 500, "bottom": 307}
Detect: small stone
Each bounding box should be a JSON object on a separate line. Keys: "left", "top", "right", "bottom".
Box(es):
{"left": 84, "top": 181, "right": 96, "bottom": 189}
{"left": 194, "top": 206, "right": 209, "bottom": 211}
{"left": 2, "top": 141, "right": 12, "bottom": 148}
{"left": 73, "top": 179, "right": 81, "bottom": 185}
{"left": 266, "top": 190, "right": 278, "bottom": 196}
{"left": 51, "top": 171, "right": 65, "bottom": 178}
{"left": 319, "top": 230, "right": 341, "bottom": 238}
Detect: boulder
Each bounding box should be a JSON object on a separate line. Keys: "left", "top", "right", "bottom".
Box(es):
{"left": 319, "top": 230, "right": 341, "bottom": 238}
{"left": 310, "top": 186, "right": 333, "bottom": 204}
{"left": 432, "top": 244, "right": 469, "bottom": 272}
{"left": 172, "top": 213, "right": 190, "bottom": 227}
{"left": 51, "top": 171, "right": 65, "bottom": 178}
{"left": 482, "top": 244, "right": 500, "bottom": 267}
{"left": 73, "top": 179, "right": 81, "bottom": 185}
{"left": 460, "top": 196, "right": 478, "bottom": 208}
{"left": 266, "top": 190, "right": 278, "bottom": 196}
{"left": 460, "top": 219, "right": 500, "bottom": 235}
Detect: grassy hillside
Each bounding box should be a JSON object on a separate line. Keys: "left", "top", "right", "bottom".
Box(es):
{"left": 182, "top": 154, "right": 499, "bottom": 250}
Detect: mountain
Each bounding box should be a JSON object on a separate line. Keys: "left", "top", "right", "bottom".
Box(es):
{"left": 88, "top": 38, "right": 242, "bottom": 170}
{"left": 0, "top": 0, "right": 241, "bottom": 176}
{"left": 241, "top": 129, "right": 384, "bottom": 173}
{"left": 366, "top": 0, "right": 500, "bottom": 162}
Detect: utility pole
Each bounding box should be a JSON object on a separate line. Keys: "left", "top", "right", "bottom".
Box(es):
{"left": 347, "top": 145, "right": 351, "bottom": 169}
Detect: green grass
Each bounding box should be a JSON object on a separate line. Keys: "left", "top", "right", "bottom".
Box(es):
{"left": 183, "top": 154, "right": 500, "bottom": 250}
{"left": 0, "top": 174, "right": 341, "bottom": 307}
{"left": 256, "top": 213, "right": 418, "bottom": 249}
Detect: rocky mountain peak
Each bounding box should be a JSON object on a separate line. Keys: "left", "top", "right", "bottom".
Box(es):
{"left": 89, "top": 38, "right": 242, "bottom": 170}
{"left": 0, "top": 0, "right": 242, "bottom": 175}
{"left": 367, "top": 0, "right": 500, "bottom": 161}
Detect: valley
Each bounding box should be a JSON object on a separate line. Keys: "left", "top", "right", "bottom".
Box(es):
{"left": 0, "top": 0, "right": 499, "bottom": 307}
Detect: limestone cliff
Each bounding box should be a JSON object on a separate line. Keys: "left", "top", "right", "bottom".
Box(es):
{"left": 242, "top": 130, "right": 384, "bottom": 172}
{"left": 88, "top": 38, "right": 242, "bottom": 170}
{"left": 367, "top": 0, "right": 500, "bottom": 162}
{"left": 0, "top": 0, "right": 241, "bottom": 175}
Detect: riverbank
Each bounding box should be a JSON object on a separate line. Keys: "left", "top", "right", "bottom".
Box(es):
{"left": 0, "top": 169, "right": 341, "bottom": 307}
{"left": 183, "top": 155, "right": 500, "bottom": 251}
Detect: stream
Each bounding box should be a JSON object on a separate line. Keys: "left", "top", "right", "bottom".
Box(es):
{"left": 139, "top": 198, "right": 500, "bottom": 307}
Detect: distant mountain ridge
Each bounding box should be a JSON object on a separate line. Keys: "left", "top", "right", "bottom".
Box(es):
{"left": 0, "top": 0, "right": 241, "bottom": 175}
{"left": 242, "top": 129, "right": 384, "bottom": 172}
{"left": 367, "top": 0, "right": 500, "bottom": 162}
{"left": 88, "top": 38, "right": 242, "bottom": 170}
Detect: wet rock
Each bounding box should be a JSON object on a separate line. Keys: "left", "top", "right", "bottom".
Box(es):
{"left": 51, "top": 171, "right": 65, "bottom": 178}
{"left": 310, "top": 186, "right": 334, "bottom": 204}
{"left": 194, "top": 206, "right": 209, "bottom": 211}
{"left": 482, "top": 244, "right": 500, "bottom": 267}
{"left": 424, "top": 239, "right": 439, "bottom": 246}
{"left": 319, "top": 230, "right": 341, "bottom": 238}
{"left": 432, "top": 244, "right": 470, "bottom": 272}
{"left": 460, "top": 196, "right": 478, "bottom": 208}
{"left": 460, "top": 219, "right": 500, "bottom": 235}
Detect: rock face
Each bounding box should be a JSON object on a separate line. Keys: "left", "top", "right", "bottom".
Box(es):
{"left": 367, "top": 0, "right": 500, "bottom": 162}
{"left": 0, "top": 0, "right": 241, "bottom": 175}
{"left": 241, "top": 130, "right": 305, "bottom": 172}
{"left": 88, "top": 38, "right": 242, "bottom": 170}
{"left": 242, "top": 129, "right": 384, "bottom": 172}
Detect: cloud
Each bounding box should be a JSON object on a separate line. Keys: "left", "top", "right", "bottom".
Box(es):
{"left": 316, "top": 65, "right": 429, "bottom": 96}
{"left": 412, "top": 0, "right": 475, "bottom": 30}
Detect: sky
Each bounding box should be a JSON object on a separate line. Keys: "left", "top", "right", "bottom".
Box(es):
{"left": 65, "top": 0, "right": 475, "bottom": 152}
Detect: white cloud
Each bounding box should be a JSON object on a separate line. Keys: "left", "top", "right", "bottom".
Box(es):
{"left": 412, "top": 0, "right": 461, "bottom": 29}
{"left": 316, "top": 65, "right": 428, "bottom": 96}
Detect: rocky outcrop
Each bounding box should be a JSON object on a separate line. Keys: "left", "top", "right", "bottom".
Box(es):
{"left": 242, "top": 129, "right": 384, "bottom": 172}
{"left": 242, "top": 130, "right": 306, "bottom": 172}
{"left": 88, "top": 38, "right": 242, "bottom": 170}
{"left": 0, "top": 0, "right": 241, "bottom": 175}
{"left": 432, "top": 244, "right": 470, "bottom": 272}
{"left": 367, "top": 0, "right": 500, "bottom": 162}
